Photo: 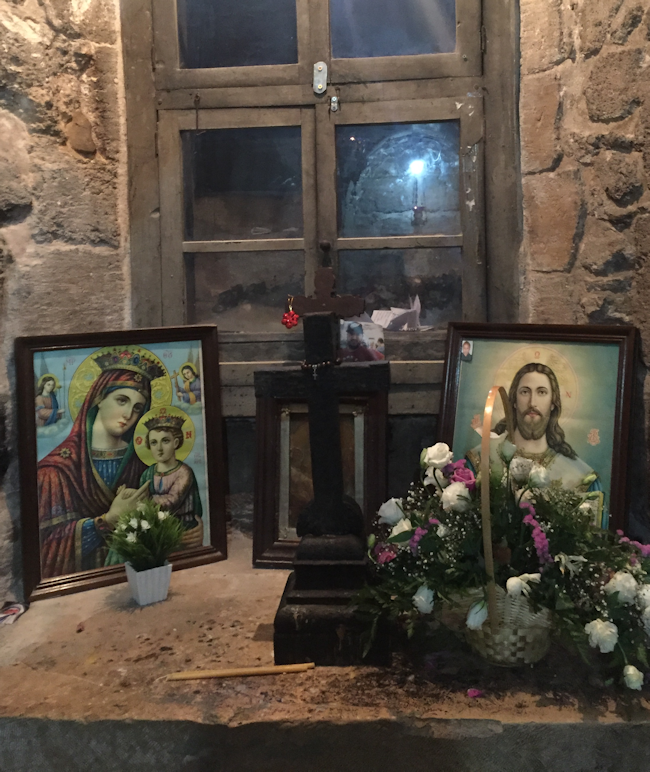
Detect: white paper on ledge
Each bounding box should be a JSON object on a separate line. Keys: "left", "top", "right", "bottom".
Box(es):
{"left": 371, "top": 296, "right": 423, "bottom": 331}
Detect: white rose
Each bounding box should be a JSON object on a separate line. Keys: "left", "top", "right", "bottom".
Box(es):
{"left": 638, "top": 585, "right": 650, "bottom": 611}
{"left": 129, "top": 517, "right": 139, "bottom": 529}
{"left": 140, "top": 520, "right": 151, "bottom": 531}
{"left": 436, "top": 523, "right": 449, "bottom": 538}
{"left": 412, "top": 585, "right": 434, "bottom": 614}
{"left": 136, "top": 502, "right": 147, "bottom": 513}
{"left": 604, "top": 571, "right": 638, "bottom": 605}
{"left": 506, "top": 573, "right": 541, "bottom": 598}
{"left": 158, "top": 510, "right": 170, "bottom": 520}
{"left": 126, "top": 532, "right": 137, "bottom": 543}
{"left": 377, "top": 498, "right": 404, "bottom": 525}
{"left": 466, "top": 600, "right": 488, "bottom": 630}
{"left": 529, "top": 464, "right": 550, "bottom": 488}
{"left": 422, "top": 443, "right": 453, "bottom": 470}
{"left": 424, "top": 468, "right": 449, "bottom": 490}
{"left": 623, "top": 664, "right": 644, "bottom": 691}
{"left": 510, "top": 457, "right": 533, "bottom": 483}
{"left": 584, "top": 618, "right": 618, "bottom": 653}
{"left": 440, "top": 481, "right": 470, "bottom": 512}
{"left": 389, "top": 518, "right": 412, "bottom": 540}
{"left": 500, "top": 440, "right": 517, "bottom": 463}
{"left": 115, "top": 523, "right": 126, "bottom": 532}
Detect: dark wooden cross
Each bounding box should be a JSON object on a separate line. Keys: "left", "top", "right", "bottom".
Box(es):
{"left": 291, "top": 268, "right": 365, "bottom": 537}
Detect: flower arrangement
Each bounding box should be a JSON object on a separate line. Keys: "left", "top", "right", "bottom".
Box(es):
{"left": 357, "top": 442, "right": 650, "bottom": 689}
{"left": 108, "top": 499, "right": 184, "bottom": 572}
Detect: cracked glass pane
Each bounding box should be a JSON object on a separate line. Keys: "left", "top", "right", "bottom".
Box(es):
{"left": 182, "top": 127, "right": 303, "bottom": 241}
{"left": 330, "top": 0, "right": 456, "bottom": 59}
{"left": 186, "top": 251, "right": 305, "bottom": 332}
{"left": 177, "top": 0, "right": 298, "bottom": 69}
{"left": 338, "top": 248, "right": 462, "bottom": 327}
{"left": 336, "top": 122, "right": 460, "bottom": 237}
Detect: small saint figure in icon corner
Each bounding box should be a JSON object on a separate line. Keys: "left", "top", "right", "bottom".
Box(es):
{"left": 35, "top": 374, "right": 64, "bottom": 427}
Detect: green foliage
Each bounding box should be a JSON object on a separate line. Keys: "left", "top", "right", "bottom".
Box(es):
{"left": 357, "top": 450, "right": 650, "bottom": 683}
{"left": 108, "top": 500, "right": 184, "bottom": 572}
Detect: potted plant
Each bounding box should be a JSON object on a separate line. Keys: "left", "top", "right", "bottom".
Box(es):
{"left": 357, "top": 441, "right": 650, "bottom": 690}
{"left": 108, "top": 500, "right": 184, "bottom": 605}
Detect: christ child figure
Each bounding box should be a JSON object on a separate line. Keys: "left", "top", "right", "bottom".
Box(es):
{"left": 139, "top": 413, "right": 204, "bottom": 550}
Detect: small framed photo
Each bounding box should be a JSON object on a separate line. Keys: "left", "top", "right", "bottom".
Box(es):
{"left": 338, "top": 321, "right": 386, "bottom": 362}
{"left": 439, "top": 323, "right": 638, "bottom": 531}
{"left": 15, "top": 326, "right": 227, "bottom": 601}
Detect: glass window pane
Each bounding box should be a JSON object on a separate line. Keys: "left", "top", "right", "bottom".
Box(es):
{"left": 177, "top": 0, "right": 298, "bottom": 69}
{"left": 338, "top": 248, "right": 462, "bottom": 327}
{"left": 330, "top": 0, "right": 456, "bottom": 59}
{"left": 337, "top": 122, "right": 460, "bottom": 237}
{"left": 182, "top": 127, "right": 303, "bottom": 241}
{"left": 187, "top": 251, "right": 305, "bottom": 332}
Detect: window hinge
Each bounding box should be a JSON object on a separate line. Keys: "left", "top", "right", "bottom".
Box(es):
{"left": 480, "top": 25, "right": 487, "bottom": 54}
{"left": 313, "top": 61, "right": 328, "bottom": 95}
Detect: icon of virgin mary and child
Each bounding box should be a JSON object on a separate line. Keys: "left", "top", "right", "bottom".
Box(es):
{"left": 37, "top": 347, "right": 203, "bottom": 579}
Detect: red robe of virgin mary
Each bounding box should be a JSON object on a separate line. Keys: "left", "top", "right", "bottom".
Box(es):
{"left": 37, "top": 369, "right": 149, "bottom": 578}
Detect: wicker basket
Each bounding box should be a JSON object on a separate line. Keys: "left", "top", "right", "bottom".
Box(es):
{"left": 466, "top": 385, "right": 552, "bottom": 667}
{"left": 464, "top": 586, "right": 552, "bottom": 666}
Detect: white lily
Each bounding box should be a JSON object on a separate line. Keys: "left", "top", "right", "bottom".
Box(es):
{"left": 506, "top": 573, "right": 541, "bottom": 598}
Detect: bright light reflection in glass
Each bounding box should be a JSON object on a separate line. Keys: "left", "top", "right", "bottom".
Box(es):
{"left": 409, "top": 159, "right": 425, "bottom": 175}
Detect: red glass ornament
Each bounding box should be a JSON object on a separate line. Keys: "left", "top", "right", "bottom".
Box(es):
{"left": 282, "top": 310, "right": 300, "bottom": 329}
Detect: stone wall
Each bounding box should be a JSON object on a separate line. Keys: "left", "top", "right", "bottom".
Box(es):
{"left": 519, "top": 0, "right": 650, "bottom": 333}
{"left": 0, "top": 0, "right": 128, "bottom": 598}
{"left": 519, "top": 0, "right": 650, "bottom": 533}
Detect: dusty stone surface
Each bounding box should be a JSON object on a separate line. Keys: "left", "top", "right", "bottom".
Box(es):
{"left": 522, "top": 171, "right": 582, "bottom": 272}
{"left": 584, "top": 49, "right": 643, "bottom": 123}
{"left": 0, "top": 0, "right": 128, "bottom": 601}
{"left": 519, "top": 0, "right": 565, "bottom": 75}
{"left": 0, "top": 532, "right": 648, "bottom": 730}
{"left": 520, "top": 71, "right": 561, "bottom": 173}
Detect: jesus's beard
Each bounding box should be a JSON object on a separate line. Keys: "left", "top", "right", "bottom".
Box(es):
{"left": 516, "top": 410, "right": 550, "bottom": 441}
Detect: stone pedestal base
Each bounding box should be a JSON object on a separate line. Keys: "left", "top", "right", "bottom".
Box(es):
{"left": 273, "top": 534, "right": 391, "bottom": 666}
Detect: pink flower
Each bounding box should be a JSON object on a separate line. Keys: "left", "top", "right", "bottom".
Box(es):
{"left": 522, "top": 507, "right": 553, "bottom": 565}
{"left": 442, "top": 459, "right": 467, "bottom": 477}
{"left": 467, "top": 688, "right": 484, "bottom": 699}
{"left": 409, "top": 526, "right": 428, "bottom": 555}
{"left": 450, "top": 466, "right": 476, "bottom": 492}
{"left": 428, "top": 517, "right": 440, "bottom": 525}
{"left": 374, "top": 544, "right": 398, "bottom": 564}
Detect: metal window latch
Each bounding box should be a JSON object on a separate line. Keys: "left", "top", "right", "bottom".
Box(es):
{"left": 330, "top": 96, "right": 339, "bottom": 112}
{"left": 313, "top": 61, "right": 327, "bottom": 95}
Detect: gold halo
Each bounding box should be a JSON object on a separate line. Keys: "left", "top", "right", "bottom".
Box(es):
{"left": 37, "top": 373, "right": 61, "bottom": 391}
{"left": 179, "top": 362, "right": 199, "bottom": 378}
{"left": 133, "top": 406, "right": 195, "bottom": 465}
{"left": 68, "top": 346, "right": 172, "bottom": 421}
{"left": 492, "top": 345, "right": 579, "bottom": 424}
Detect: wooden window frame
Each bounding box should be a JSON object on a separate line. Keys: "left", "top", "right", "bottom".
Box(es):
{"left": 123, "top": 0, "right": 520, "bottom": 329}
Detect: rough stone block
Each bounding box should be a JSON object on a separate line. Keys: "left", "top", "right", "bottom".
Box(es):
{"left": 611, "top": 5, "right": 645, "bottom": 45}
{"left": 30, "top": 152, "right": 119, "bottom": 247}
{"left": 522, "top": 171, "right": 582, "bottom": 272}
{"left": 0, "top": 111, "right": 32, "bottom": 225}
{"left": 579, "top": 0, "right": 624, "bottom": 57}
{"left": 579, "top": 216, "right": 637, "bottom": 275}
{"left": 594, "top": 151, "right": 645, "bottom": 206}
{"left": 632, "top": 213, "right": 650, "bottom": 257}
{"left": 585, "top": 49, "right": 642, "bottom": 123}
{"left": 524, "top": 272, "right": 582, "bottom": 324}
{"left": 39, "top": 0, "right": 117, "bottom": 45}
{"left": 520, "top": 71, "right": 561, "bottom": 173}
{"left": 519, "top": 0, "right": 564, "bottom": 74}
{"left": 7, "top": 243, "right": 126, "bottom": 334}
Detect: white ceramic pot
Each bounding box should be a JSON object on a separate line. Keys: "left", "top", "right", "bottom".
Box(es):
{"left": 125, "top": 561, "right": 172, "bottom": 606}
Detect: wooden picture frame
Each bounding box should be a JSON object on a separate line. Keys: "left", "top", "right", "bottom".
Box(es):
{"left": 16, "top": 326, "right": 227, "bottom": 601}
{"left": 439, "top": 323, "right": 638, "bottom": 532}
{"left": 253, "top": 366, "right": 389, "bottom": 568}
